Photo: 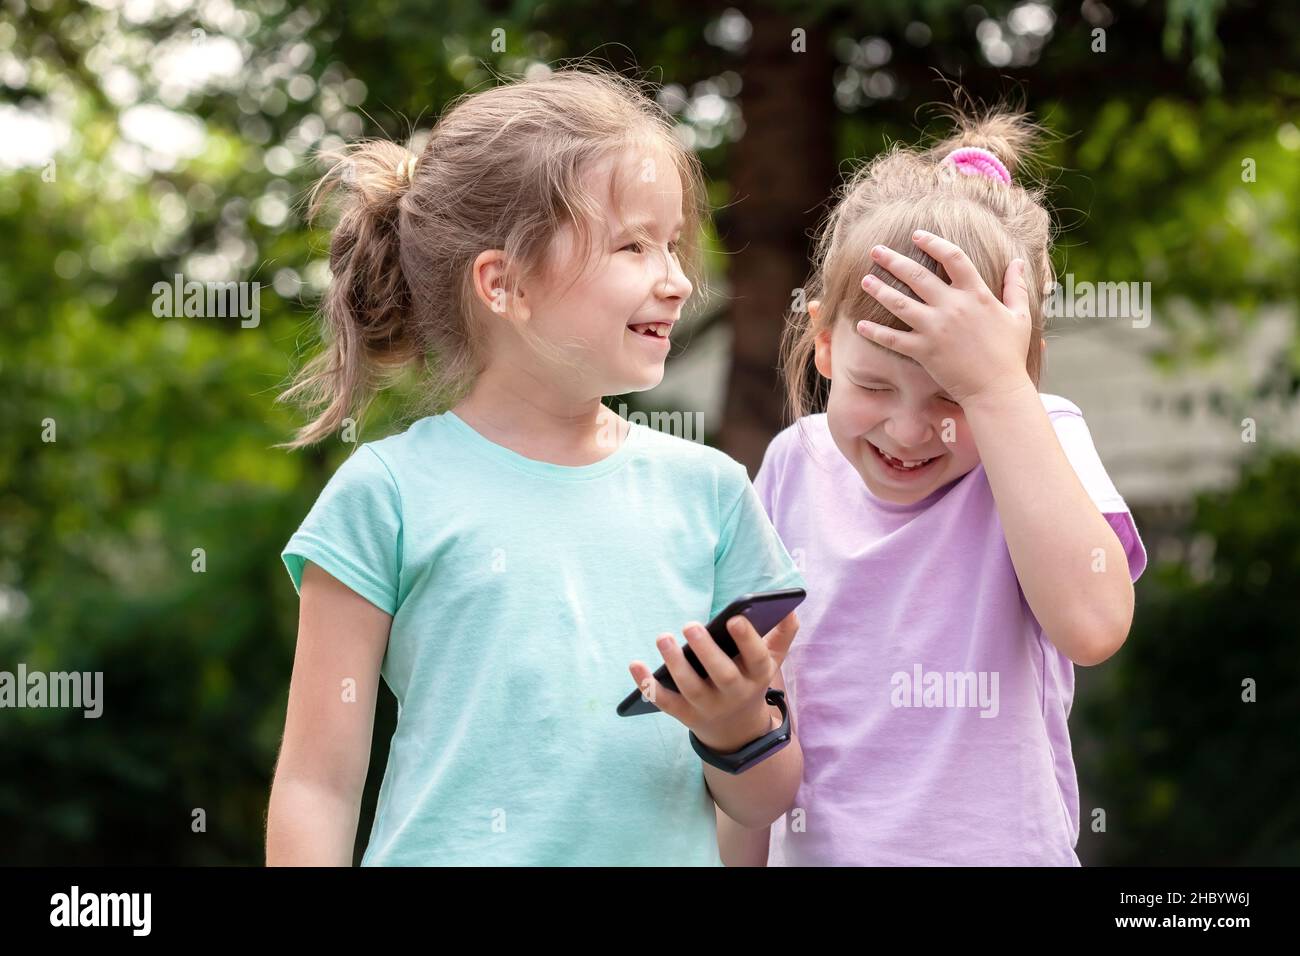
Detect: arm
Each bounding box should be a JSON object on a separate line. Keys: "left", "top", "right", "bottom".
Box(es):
{"left": 717, "top": 800, "right": 776, "bottom": 867}
{"left": 266, "top": 561, "right": 391, "bottom": 865}
{"left": 714, "top": 666, "right": 795, "bottom": 865}
{"left": 962, "top": 381, "right": 1135, "bottom": 666}
{"left": 704, "top": 662, "right": 802, "bottom": 835}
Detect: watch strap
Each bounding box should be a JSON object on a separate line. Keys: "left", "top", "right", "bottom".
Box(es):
{"left": 689, "top": 688, "right": 792, "bottom": 775}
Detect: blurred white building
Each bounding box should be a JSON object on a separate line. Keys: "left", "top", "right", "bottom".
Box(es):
{"left": 653, "top": 300, "right": 1299, "bottom": 522}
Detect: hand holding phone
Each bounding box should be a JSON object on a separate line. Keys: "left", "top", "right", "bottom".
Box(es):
{"left": 617, "top": 587, "right": 805, "bottom": 717}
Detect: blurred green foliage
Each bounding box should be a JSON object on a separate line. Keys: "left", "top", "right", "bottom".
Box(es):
{"left": 1079, "top": 452, "right": 1300, "bottom": 865}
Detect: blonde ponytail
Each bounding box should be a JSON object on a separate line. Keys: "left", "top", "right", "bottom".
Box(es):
{"left": 277, "top": 139, "right": 423, "bottom": 448}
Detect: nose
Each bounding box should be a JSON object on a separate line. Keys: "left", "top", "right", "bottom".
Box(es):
{"left": 883, "top": 410, "right": 933, "bottom": 449}
{"left": 655, "top": 247, "right": 693, "bottom": 303}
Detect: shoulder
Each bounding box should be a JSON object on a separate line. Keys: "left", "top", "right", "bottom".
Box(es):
{"left": 1038, "top": 391, "right": 1105, "bottom": 452}
{"left": 759, "top": 414, "right": 827, "bottom": 471}
{"left": 1037, "top": 391, "right": 1130, "bottom": 511}
{"left": 1038, "top": 391, "right": 1098, "bottom": 446}
{"left": 631, "top": 424, "right": 783, "bottom": 522}
{"left": 633, "top": 423, "right": 749, "bottom": 491}
{"left": 305, "top": 443, "right": 403, "bottom": 525}
{"left": 364, "top": 414, "right": 439, "bottom": 454}
{"left": 1039, "top": 392, "right": 1085, "bottom": 420}
{"left": 351, "top": 415, "right": 447, "bottom": 475}
{"left": 316, "top": 416, "right": 452, "bottom": 506}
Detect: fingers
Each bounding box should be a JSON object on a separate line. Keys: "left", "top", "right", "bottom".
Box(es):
{"left": 855, "top": 318, "right": 925, "bottom": 361}
{"left": 868, "top": 243, "right": 947, "bottom": 305}
{"left": 725, "top": 615, "right": 771, "bottom": 678}
{"left": 762, "top": 610, "right": 800, "bottom": 664}
{"left": 683, "top": 621, "right": 743, "bottom": 691}
{"left": 654, "top": 631, "right": 709, "bottom": 702}
{"left": 911, "top": 230, "right": 985, "bottom": 291}
{"left": 631, "top": 616, "right": 785, "bottom": 725}
{"left": 628, "top": 660, "right": 689, "bottom": 721}
{"left": 1001, "top": 258, "right": 1031, "bottom": 322}
{"left": 861, "top": 272, "right": 934, "bottom": 329}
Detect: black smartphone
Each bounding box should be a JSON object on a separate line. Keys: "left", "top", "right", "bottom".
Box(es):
{"left": 616, "top": 587, "right": 806, "bottom": 717}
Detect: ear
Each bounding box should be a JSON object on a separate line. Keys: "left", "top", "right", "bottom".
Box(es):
{"left": 808, "top": 298, "right": 822, "bottom": 323}
{"left": 471, "top": 249, "right": 530, "bottom": 323}
{"left": 812, "top": 327, "right": 833, "bottom": 380}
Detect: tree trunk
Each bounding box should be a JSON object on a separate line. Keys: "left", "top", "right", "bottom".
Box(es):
{"left": 720, "top": 8, "right": 836, "bottom": 475}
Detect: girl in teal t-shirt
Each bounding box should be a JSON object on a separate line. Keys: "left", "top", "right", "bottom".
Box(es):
{"left": 265, "top": 66, "right": 805, "bottom": 866}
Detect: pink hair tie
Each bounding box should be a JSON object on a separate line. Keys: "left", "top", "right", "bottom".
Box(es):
{"left": 941, "top": 146, "right": 1011, "bottom": 185}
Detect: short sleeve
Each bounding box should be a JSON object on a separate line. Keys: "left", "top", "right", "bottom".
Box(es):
{"left": 1045, "top": 396, "right": 1148, "bottom": 582}
{"left": 281, "top": 444, "right": 403, "bottom": 614}
{"left": 710, "top": 461, "right": 807, "bottom": 621}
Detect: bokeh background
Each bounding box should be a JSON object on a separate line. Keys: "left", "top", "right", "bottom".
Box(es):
{"left": 2, "top": 0, "right": 1297, "bottom": 865}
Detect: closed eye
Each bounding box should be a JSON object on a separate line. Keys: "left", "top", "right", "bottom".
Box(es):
{"left": 620, "top": 240, "right": 682, "bottom": 255}
{"left": 856, "top": 382, "right": 959, "bottom": 406}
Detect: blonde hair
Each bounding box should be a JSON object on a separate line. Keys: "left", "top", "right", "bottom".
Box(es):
{"left": 277, "top": 63, "right": 709, "bottom": 448}
{"left": 780, "top": 107, "right": 1055, "bottom": 425}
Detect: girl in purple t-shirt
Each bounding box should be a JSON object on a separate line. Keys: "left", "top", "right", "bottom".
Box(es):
{"left": 722, "top": 110, "right": 1148, "bottom": 866}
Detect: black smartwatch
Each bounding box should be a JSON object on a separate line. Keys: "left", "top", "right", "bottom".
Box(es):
{"left": 689, "top": 688, "right": 792, "bottom": 774}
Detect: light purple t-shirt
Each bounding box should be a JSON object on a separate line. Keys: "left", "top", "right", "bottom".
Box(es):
{"left": 754, "top": 393, "right": 1147, "bottom": 866}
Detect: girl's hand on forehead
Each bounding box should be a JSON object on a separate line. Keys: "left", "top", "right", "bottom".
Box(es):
{"left": 854, "top": 230, "right": 1033, "bottom": 406}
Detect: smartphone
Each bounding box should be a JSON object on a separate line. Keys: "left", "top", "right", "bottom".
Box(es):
{"left": 616, "top": 587, "right": 806, "bottom": 717}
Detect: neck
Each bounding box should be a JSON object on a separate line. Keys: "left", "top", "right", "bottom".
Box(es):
{"left": 451, "top": 355, "right": 626, "bottom": 466}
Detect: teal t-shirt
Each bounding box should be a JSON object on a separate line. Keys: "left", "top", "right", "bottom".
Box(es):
{"left": 281, "top": 409, "right": 805, "bottom": 866}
